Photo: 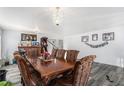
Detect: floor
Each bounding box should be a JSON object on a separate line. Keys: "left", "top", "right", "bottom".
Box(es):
{"left": 0, "top": 64, "right": 21, "bottom": 86}
{"left": 0, "top": 62, "right": 124, "bottom": 86}
{"left": 88, "top": 62, "right": 124, "bottom": 86}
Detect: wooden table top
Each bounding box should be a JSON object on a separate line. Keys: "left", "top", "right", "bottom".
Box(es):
{"left": 28, "top": 58, "right": 75, "bottom": 78}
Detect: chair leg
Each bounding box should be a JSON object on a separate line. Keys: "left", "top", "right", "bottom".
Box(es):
{"left": 48, "top": 79, "right": 57, "bottom": 86}
{"left": 21, "top": 77, "right": 25, "bottom": 86}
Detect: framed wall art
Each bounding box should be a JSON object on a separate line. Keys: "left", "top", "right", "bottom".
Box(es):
{"left": 21, "top": 33, "right": 37, "bottom": 41}
{"left": 81, "top": 36, "right": 89, "bottom": 42}
{"left": 92, "top": 34, "right": 98, "bottom": 41}
{"left": 102, "top": 32, "right": 114, "bottom": 41}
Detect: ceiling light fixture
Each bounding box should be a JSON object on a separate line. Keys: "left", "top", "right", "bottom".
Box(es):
{"left": 54, "top": 7, "right": 63, "bottom": 26}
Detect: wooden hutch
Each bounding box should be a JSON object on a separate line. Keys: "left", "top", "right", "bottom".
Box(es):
{"left": 18, "top": 33, "right": 41, "bottom": 58}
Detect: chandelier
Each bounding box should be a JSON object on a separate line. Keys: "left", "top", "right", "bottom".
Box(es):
{"left": 54, "top": 7, "right": 63, "bottom": 26}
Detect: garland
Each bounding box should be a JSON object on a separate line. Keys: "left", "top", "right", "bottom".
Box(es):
{"left": 85, "top": 41, "right": 109, "bottom": 48}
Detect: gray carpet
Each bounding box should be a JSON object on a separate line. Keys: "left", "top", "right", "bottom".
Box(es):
{"left": 0, "top": 62, "right": 124, "bottom": 86}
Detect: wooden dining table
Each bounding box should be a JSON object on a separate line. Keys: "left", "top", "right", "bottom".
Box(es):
{"left": 27, "top": 57, "right": 75, "bottom": 85}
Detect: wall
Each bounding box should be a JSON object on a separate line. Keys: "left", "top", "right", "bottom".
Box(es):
{"left": 1, "top": 30, "right": 63, "bottom": 64}
{"left": 64, "top": 26, "right": 124, "bottom": 67}
{"left": 0, "top": 29, "right": 1, "bottom": 59}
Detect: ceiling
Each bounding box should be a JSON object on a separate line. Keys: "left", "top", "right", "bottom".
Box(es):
{"left": 0, "top": 7, "right": 124, "bottom": 36}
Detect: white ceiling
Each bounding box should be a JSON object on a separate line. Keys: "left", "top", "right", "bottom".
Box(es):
{"left": 0, "top": 7, "right": 124, "bottom": 36}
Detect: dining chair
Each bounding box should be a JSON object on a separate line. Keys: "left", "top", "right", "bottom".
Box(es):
{"left": 13, "top": 51, "right": 37, "bottom": 75}
{"left": 66, "top": 50, "right": 79, "bottom": 62}
{"left": 13, "top": 51, "right": 25, "bottom": 85}
{"left": 14, "top": 54, "right": 43, "bottom": 86}
{"left": 27, "top": 48, "right": 41, "bottom": 58}
{"left": 62, "top": 50, "right": 79, "bottom": 77}
{"left": 54, "top": 55, "right": 96, "bottom": 86}
{"left": 50, "top": 48, "right": 58, "bottom": 59}
{"left": 56, "top": 49, "right": 66, "bottom": 59}
{"left": 13, "top": 51, "right": 20, "bottom": 55}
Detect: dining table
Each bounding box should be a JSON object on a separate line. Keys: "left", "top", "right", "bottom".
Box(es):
{"left": 27, "top": 57, "right": 75, "bottom": 85}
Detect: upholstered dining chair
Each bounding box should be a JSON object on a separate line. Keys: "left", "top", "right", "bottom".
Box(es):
{"left": 54, "top": 55, "right": 96, "bottom": 86}
{"left": 14, "top": 54, "right": 43, "bottom": 86}
{"left": 50, "top": 48, "right": 58, "bottom": 59}
{"left": 56, "top": 49, "right": 66, "bottom": 59}
{"left": 66, "top": 50, "right": 79, "bottom": 62}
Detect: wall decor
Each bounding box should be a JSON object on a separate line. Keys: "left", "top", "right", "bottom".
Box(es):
{"left": 21, "top": 33, "right": 37, "bottom": 41}
{"left": 102, "top": 32, "right": 114, "bottom": 41}
{"left": 85, "top": 41, "right": 109, "bottom": 48}
{"left": 32, "top": 41, "right": 39, "bottom": 46}
{"left": 92, "top": 34, "right": 98, "bottom": 41}
{"left": 81, "top": 36, "right": 89, "bottom": 42}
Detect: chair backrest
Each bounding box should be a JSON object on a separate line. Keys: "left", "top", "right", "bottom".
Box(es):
{"left": 72, "top": 55, "right": 96, "bottom": 86}
{"left": 14, "top": 55, "right": 36, "bottom": 86}
{"left": 13, "top": 51, "right": 20, "bottom": 55}
{"left": 50, "top": 48, "right": 58, "bottom": 58}
{"left": 66, "top": 50, "right": 79, "bottom": 62}
{"left": 13, "top": 51, "right": 22, "bottom": 68}
{"left": 13, "top": 51, "right": 34, "bottom": 69}
{"left": 56, "top": 49, "right": 66, "bottom": 59}
{"left": 27, "top": 48, "right": 41, "bottom": 58}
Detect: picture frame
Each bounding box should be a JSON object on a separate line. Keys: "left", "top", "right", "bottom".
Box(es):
{"left": 21, "top": 33, "right": 37, "bottom": 41}
{"left": 81, "top": 36, "right": 89, "bottom": 42}
{"left": 92, "top": 34, "right": 98, "bottom": 41}
{"left": 102, "top": 32, "right": 114, "bottom": 41}
{"left": 32, "top": 41, "right": 39, "bottom": 46}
